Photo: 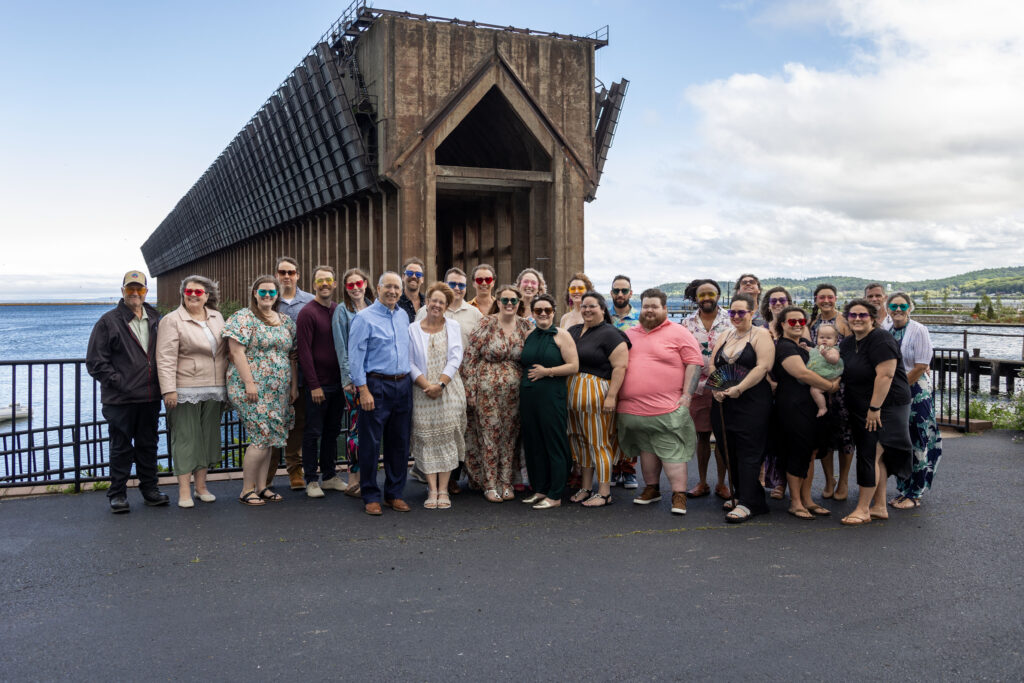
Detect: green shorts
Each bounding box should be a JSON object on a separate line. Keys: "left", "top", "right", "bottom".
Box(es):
{"left": 616, "top": 405, "right": 695, "bottom": 464}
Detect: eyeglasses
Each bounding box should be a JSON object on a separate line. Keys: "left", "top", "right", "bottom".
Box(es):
{"left": 739, "top": 278, "right": 758, "bottom": 286}
{"left": 769, "top": 297, "right": 788, "bottom": 305}
{"left": 888, "top": 303, "right": 910, "bottom": 311}
{"left": 847, "top": 312, "right": 872, "bottom": 320}
{"left": 786, "top": 318, "right": 807, "bottom": 327}
{"left": 446, "top": 281, "right": 467, "bottom": 291}
{"left": 474, "top": 276, "right": 494, "bottom": 285}
{"left": 277, "top": 269, "right": 297, "bottom": 276}
{"left": 696, "top": 292, "right": 717, "bottom": 301}
{"left": 533, "top": 307, "right": 553, "bottom": 316}
{"left": 568, "top": 286, "right": 586, "bottom": 294}
{"left": 611, "top": 288, "right": 630, "bottom": 295}
{"left": 499, "top": 297, "right": 519, "bottom": 306}
{"left": 314, "top": 277, "right": 334, "bottom": 286}
{"left": 124, "top": 286, "right": 147, "bottom": 296}
{"left": 727, "top": 310, "right": 748, "bottom": 318}
{"left": 183, "top": 288, "right": 206, "bottom": 297}
{"left": 404, "top": 270, "right": 424, "bottom": 279}
{"left": 345, "top": 280, "right": 365, "bottom": 290}
{"left": 257, "top": 289, "right": 278, "bottom": 298}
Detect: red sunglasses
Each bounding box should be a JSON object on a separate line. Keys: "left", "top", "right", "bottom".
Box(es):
{"left": 786, "top": 319, "right": 807, "bottom": 327}
{"left": 475, "top": 276, "right": 494, "bottom": 285}
{"left": 345, "top": 279, "right": 365, "bottom": 290}
{"left": 183, "top": 288, "right": 206, "bottom": 297}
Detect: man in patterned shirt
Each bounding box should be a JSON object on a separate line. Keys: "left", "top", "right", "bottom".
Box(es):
{"left": 609, "top": 275, "right": 640, "bottom": 488}
{"left": 681, "top": 278, "right": 732, "bottom": 500}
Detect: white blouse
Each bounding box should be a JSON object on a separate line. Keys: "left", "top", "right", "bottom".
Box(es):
{"left": 887, "top": 318, "right": 933, "bottom": 371}
{"left": 408, "top": 318, "right": 464, "bottom": 382}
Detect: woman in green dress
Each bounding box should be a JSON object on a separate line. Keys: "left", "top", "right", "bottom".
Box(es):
{"left": 519, "top": 293, "right": 579, "bottom": 509}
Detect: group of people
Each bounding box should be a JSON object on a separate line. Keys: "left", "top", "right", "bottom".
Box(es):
{"left": 87, "top": 265, "right": 941, "bottom": 526}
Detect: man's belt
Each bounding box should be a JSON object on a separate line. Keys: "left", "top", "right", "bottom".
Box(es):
{"left": 367, "top": 372, "right": 408, "bottom": 381}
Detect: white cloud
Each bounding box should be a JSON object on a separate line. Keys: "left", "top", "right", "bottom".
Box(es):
{"left": 588, "top": 0, "right": 1024, "bottom": 289}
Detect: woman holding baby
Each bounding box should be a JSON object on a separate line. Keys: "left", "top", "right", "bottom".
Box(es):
{"left": 772, "top": 306, "right": 841, "bottom": 519}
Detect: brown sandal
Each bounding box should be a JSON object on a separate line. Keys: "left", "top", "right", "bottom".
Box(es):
{"left": 238, "top": 490, "right": 265, "bottom": 506}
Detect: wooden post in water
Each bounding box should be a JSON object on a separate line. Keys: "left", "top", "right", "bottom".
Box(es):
{"left": 970, "top": 349, "right": 981, "bottom": 394}
{"left": 990, "top": 361, "right": 1001, "bottom": 395}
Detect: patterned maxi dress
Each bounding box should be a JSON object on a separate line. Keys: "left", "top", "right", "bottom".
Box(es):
{"left": 223, "top": 308, "right": 296, "bottom": 448}
{"left": 462, "top": 316, "right": 532, "bottom": 491}
{"left": 891, "top": 324, "right": 943, "bottom": 499}
{"left": 411, "top": 328, "right": 467, "bottom": 474}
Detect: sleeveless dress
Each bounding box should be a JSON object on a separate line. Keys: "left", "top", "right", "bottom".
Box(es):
{"left": 709, "top": 341, "right": 771, "bottom": 514}
{"left": 519, "top": 326, "right": 572, "bottom": 500}
{"left": 773, "top": 338, "right": 820, "bottom": 478}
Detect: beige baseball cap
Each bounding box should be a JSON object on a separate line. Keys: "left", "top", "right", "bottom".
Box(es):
{"left": 122, "top": 270, "right": 148, "bottom": 287}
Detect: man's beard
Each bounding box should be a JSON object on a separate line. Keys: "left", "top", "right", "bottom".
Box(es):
{"left": 699, "top": 299, "right": 717, "bottom": 312}
{"left": 641, "top": 313, "right": 666, "bottom": 330}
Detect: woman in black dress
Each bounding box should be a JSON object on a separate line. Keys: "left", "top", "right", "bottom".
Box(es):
{"left": 838, "top": 298, "right": 913, "bottom": 526}
{"left": 709, "top": 293, "right": 775, "bottom": 523}
{"left": 772, "top": 306, "right": 841, "bottom": 519}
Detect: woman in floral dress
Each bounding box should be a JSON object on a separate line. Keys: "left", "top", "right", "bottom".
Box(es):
{"left": 224, "top": 275, "right": 298, "bottom": 506}
{"left": 463, "top": 284, "right": 533, "bottom": 502}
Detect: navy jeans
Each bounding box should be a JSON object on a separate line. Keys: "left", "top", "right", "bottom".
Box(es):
{"left": 357, "top": 375, "right": 412, "bottom": 503}
{"left": 102, "top": 401, "right": 161, "bottom": 498}
{"left": 302, "top": 385, "right": 344, "bottom": 483}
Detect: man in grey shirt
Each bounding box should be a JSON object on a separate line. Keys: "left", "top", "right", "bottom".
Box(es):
{"left": 267, "top": 256, "right": 316, "bottom": 492}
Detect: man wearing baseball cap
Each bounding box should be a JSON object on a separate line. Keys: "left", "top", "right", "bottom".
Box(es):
{"left": 86, "top": 270, "right": 169, "bottom": 512}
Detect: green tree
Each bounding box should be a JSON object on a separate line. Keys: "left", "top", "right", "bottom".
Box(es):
{"left": 987, "top": 302, "right": 996, "bottom": 320}
{"left": 973, "top": 302, "right": 982, "bottom": 317}
{"left": 941, "top": 287, "right": 950, "bottom": 308}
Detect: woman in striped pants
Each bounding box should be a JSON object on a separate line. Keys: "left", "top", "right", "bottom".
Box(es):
{"left": 566, "top": 291, "right": 630, "bottom": 507}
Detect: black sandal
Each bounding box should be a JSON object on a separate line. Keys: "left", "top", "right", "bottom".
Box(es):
{"left": 258, "top": 487, "right": 283, "bottom": 502}
{"left": 569, "top": 488, "right": 592, "bottom": 504}
{"left": 582, "top": 493, "right": 613, "bottom": 507}
{"left": 239, "top": 490, "right": 265, "bottom": 506}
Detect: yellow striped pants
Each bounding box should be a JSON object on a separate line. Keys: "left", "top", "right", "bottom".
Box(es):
{"left": 567, "top": 372, "right": 623, "bottom": 484}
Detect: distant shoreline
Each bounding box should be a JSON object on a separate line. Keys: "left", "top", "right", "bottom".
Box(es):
{"left": 0, "top": 302, "right": 118, "bottom": 307}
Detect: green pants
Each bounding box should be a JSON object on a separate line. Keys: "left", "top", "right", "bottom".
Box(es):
{"left": 519, "top": 380, "right": 571, "bottom": 500}
{"left": 169, "top": 400, "right": 224, "bottom": 475}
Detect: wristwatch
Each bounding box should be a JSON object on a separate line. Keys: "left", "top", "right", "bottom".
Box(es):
{"left": 439, "top": 381, "right": 447, "bottom": 391}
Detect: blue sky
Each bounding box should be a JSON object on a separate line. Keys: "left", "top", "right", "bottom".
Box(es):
{"left": 2, "top": 0, "right": 1022, "bottom": 300}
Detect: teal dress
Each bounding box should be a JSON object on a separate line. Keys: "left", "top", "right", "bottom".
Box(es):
{"left": 519, "top": 326, "right": 571, "bottom": 500}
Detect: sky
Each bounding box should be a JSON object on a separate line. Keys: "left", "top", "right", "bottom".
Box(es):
{"left": 1, "top": 0, "right": 1023, "bottom": 300}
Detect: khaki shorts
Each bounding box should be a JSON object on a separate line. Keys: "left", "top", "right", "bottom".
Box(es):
{"left": 616, "top": 405, "right": 696, "bottom": 464}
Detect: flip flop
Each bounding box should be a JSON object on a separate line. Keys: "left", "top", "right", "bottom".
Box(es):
{"left": 714, "top": 484, "right": 731, "bottom": 500}
{"left": 840, "top": 514, "right": 871, "bottom": 526}
{"left": 686, "top": 483, "right": 710, "bottom": 498}
{"left": 889, "top": 496, "right": 920, "bottom": 509}
{"left": 788, "top": 508, "right": 815, "bottom": 520}
{"left": 806, "top": 504, "right": 831, "bottom": 516}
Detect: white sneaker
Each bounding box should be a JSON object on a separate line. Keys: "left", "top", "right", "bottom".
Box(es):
{"left": 306, "top": 481, "right": 325, "bottom": 498}
{"left": 320, "top": 476, "right": 346, "bottom": 491}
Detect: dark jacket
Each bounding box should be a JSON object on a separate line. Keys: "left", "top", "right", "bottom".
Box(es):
{"left": 86, "top": 300, "right": 161, "bottom": 404}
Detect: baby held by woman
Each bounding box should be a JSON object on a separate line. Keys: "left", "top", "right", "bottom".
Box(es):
{"left": 806, "top": 324, "right": 844, "bottom": 416}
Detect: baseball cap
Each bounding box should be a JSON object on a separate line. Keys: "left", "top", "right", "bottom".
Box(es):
{"left": 123, "top": 271, "right": 148, "bottom": 287}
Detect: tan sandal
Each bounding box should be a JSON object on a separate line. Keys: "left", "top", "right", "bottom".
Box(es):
{"left": 436, "top": 492, "right": 451, "bottom": 509}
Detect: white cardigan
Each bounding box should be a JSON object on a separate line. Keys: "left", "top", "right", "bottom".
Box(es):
{"left": 408, "top": 318, "right": 464, "bottom": 382}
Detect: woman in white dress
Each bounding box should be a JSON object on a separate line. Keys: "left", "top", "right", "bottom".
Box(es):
{"left": 409, "top": 282, "right": 467, "bottom": 509}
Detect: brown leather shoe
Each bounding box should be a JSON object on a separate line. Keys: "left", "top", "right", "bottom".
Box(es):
{"left": 288, "top": 471, "right": 306, "bottom": 491}
{"left": 364, "top": 502, "right": 383, "bottom": 516}
{"left": 384, "top": 497, "right": 411, "bottom": 512}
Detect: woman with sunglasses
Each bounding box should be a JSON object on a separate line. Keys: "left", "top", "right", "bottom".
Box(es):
{"left": 331, "top": 267, "right": 376, "bottom": 496}
{"left": 708, "top": 293, "right": 775, "bottom": 523}
{"left": 837, "top": 299, "right": 912, "bottom": 525}
{"left": 808, "top": 283, "right": 855, "bottom": 501}
{"left": 884, "top": 292, "right": 942, "bottom": 510}
{"left": 156, "top": 275, "right": 228, "bottom": 508}
{"left": 516, "top": 268, "right": 547, "bottom": 323}
{"left": 567, "top": 291, "right": 630, "bottom": 507}
{"left": 772, "top": 306, "right": 842, "bottom": 519}
{"left": 519, "top": 293, "right": 579, "bottom": 509}
{"left": 759, "top": 286, "right": 795, "bottom": 336}
{"left": 224, "top": 275, "right": 299, "bottom": 506}
{"left": 559, "top": 272, "right": 594, "bottom": 330}
{"left": 468, "top": 264, "right": 496, "bottom": 315}
{"left": 462, "top": 284, "right": 533, "bottom": 502}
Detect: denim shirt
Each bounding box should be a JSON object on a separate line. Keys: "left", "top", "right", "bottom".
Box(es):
{"left": 348, "top": 301, "right": 411, "bottom": 386}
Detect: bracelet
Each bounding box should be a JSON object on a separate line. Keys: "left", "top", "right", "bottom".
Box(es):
{"left": 868, "top": 405, "right": 881, "bottom": 412}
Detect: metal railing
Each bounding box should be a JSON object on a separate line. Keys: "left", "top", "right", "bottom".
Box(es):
{"left": 931, "top": 348, "right": 970, "bottom": 432}
{"left": 0, "top": 359, "right": 348, "bottom": 491}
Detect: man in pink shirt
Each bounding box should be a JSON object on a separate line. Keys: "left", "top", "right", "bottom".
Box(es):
{"left": 617, "top": 288, "right": 704, "bottom": 515}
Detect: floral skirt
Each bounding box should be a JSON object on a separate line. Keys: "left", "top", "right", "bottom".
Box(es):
{"left": 895, "top": 376, "right": 942, "bottom": 499}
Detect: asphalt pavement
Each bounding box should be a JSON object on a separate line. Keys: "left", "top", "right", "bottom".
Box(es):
{"left": 1, "top": 430, "right": 1022, "bottom": 681}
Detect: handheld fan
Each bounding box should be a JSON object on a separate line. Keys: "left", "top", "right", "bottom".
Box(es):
{"left": 706, "top": 364, "right": 748, "bottom": 390}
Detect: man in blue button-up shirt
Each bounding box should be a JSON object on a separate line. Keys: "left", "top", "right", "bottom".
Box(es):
{"left": 348, "top": 271, "right": 413, "bottom": 515}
